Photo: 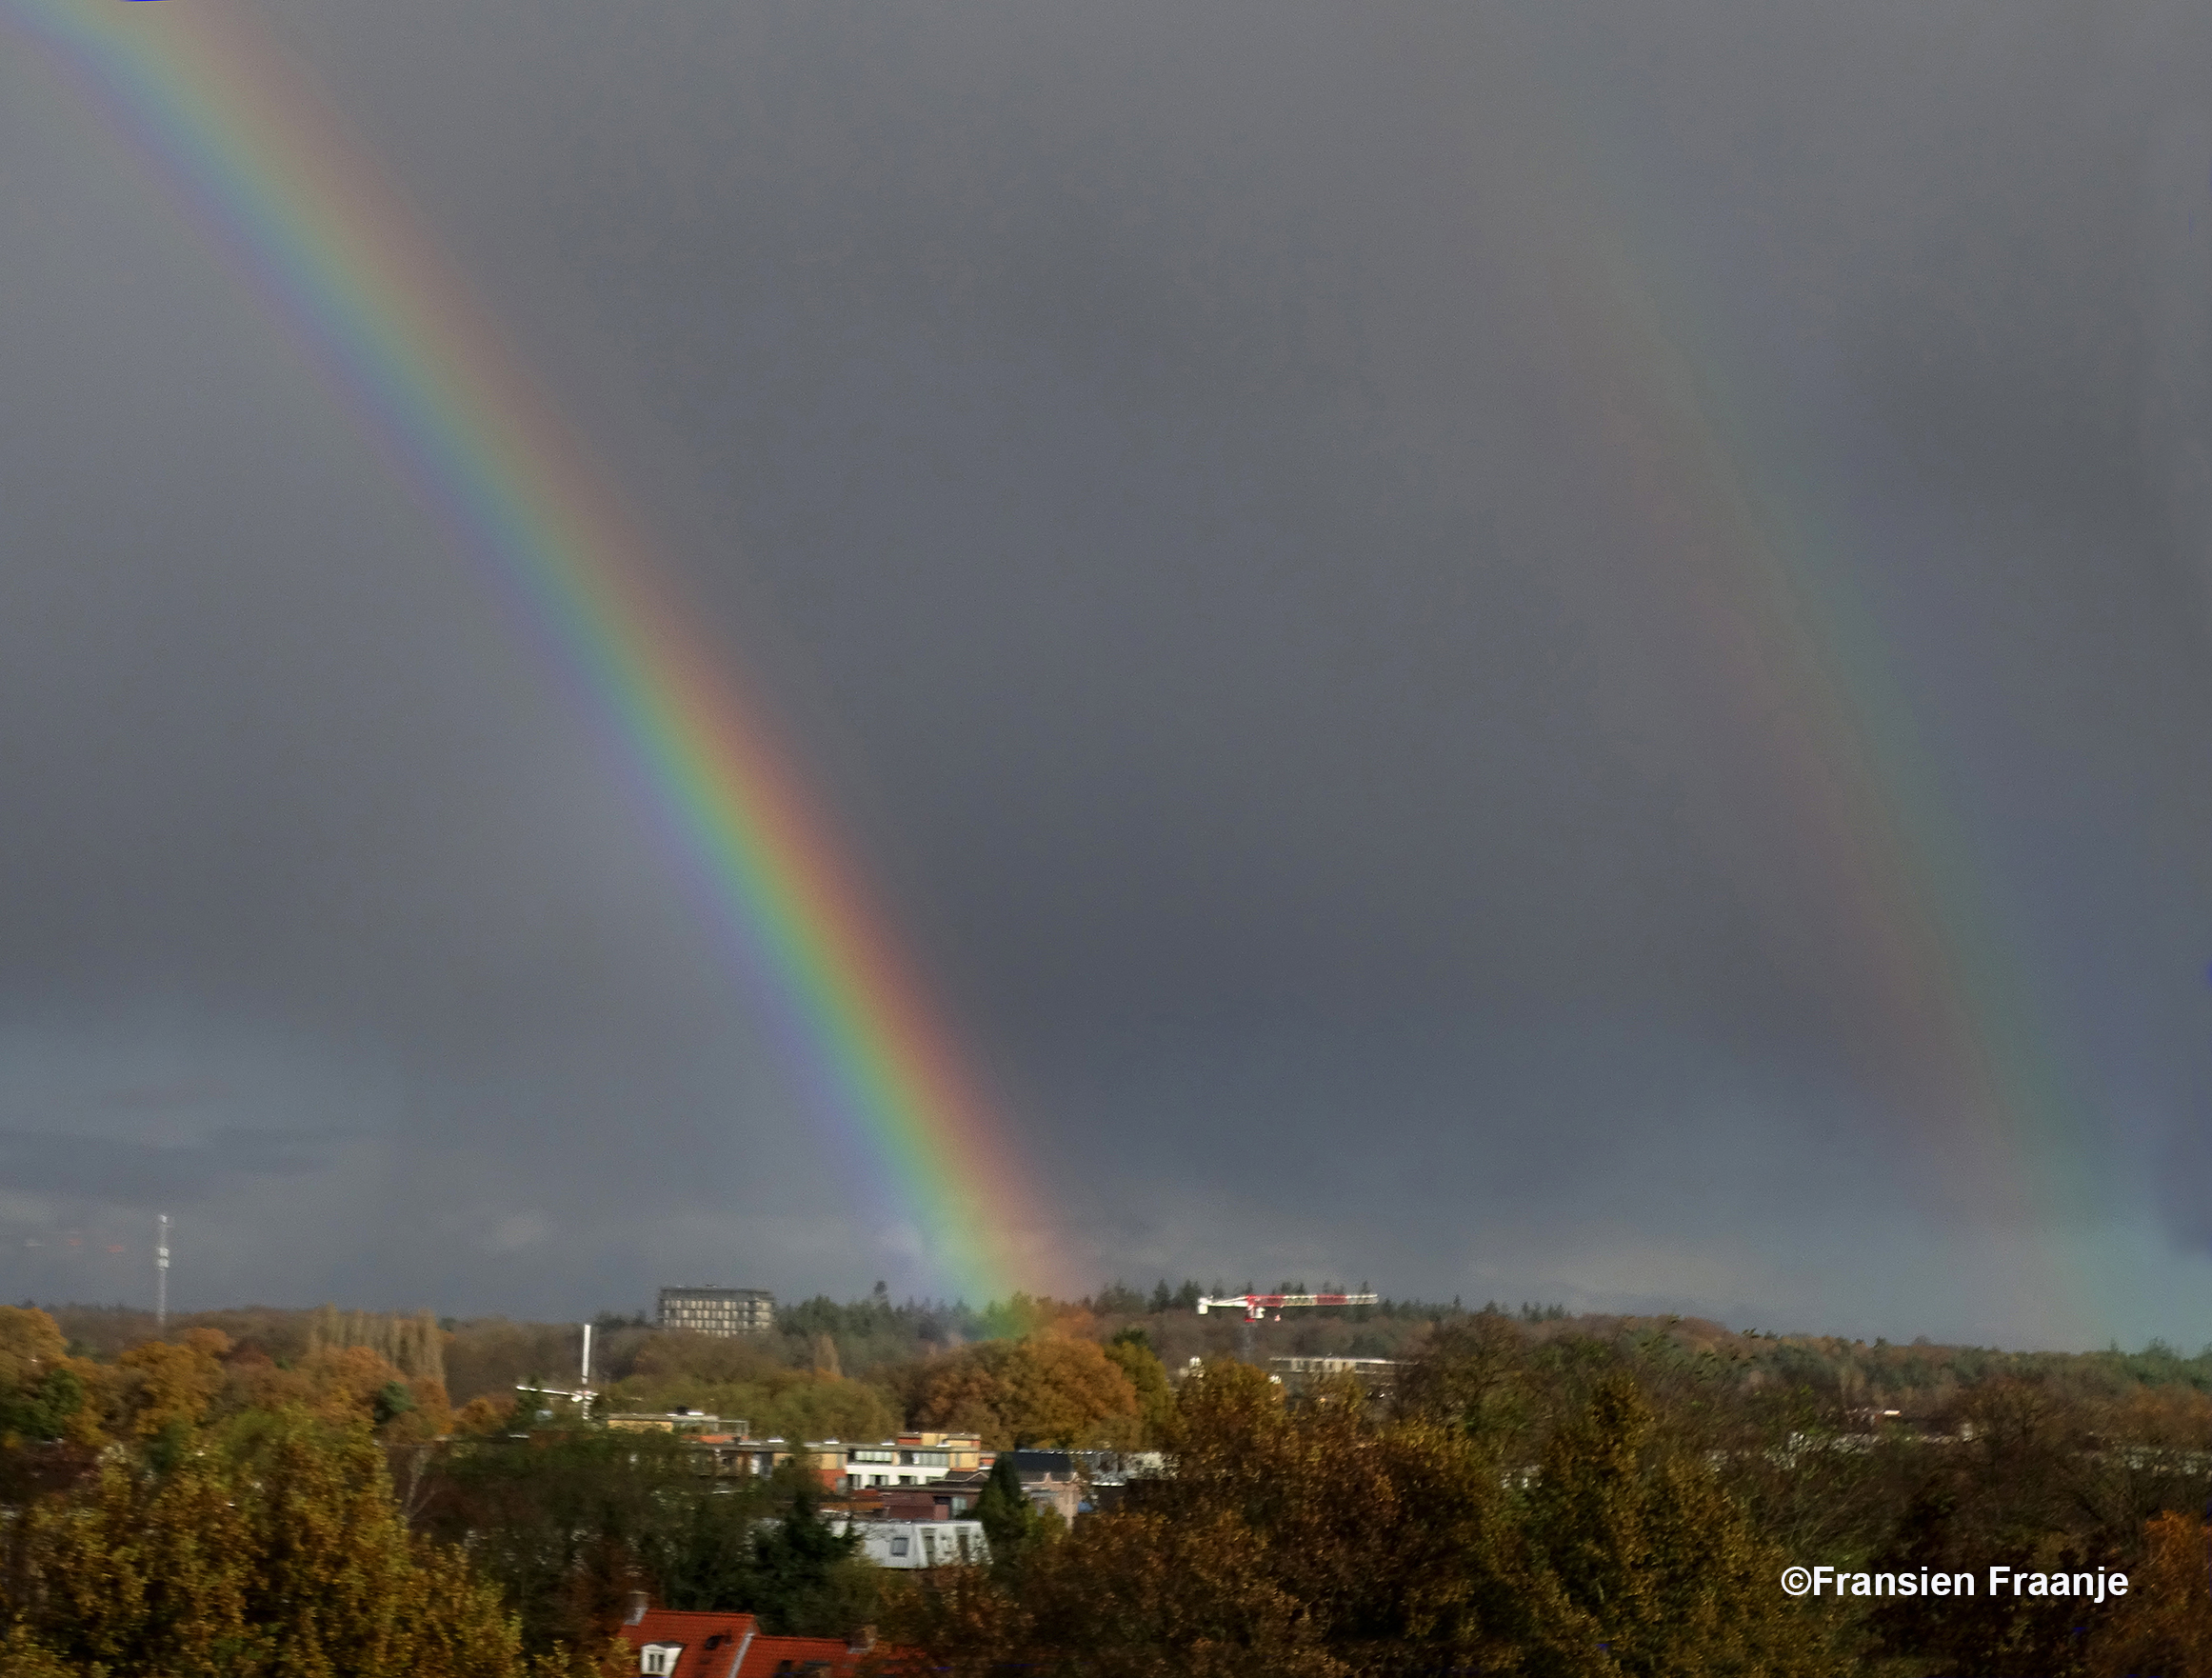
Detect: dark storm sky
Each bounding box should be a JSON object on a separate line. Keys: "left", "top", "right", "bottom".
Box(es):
{"left": 5, "top": 0, "right": 2212, "bottom": 1347}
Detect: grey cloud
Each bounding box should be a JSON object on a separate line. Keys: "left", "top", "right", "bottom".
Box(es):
{"left": 3, "top": 0, "right": 2210, "bottom": 1342}
{"left": 0, "top": 1126, "right": 342, "bottom": 1205}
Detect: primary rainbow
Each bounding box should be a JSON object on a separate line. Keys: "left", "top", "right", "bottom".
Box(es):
{"left": 8, "top": 0, "right": 1042, "bottom": 1305}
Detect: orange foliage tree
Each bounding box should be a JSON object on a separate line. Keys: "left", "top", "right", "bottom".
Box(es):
{"left": 908, "top": 1336, "right": 1139, "bottom": 1448}
{"left": 2091, "top": 1509, "right": 2212, "bottom": 1676}
{"left": 115, "top": 1329, "right": 230, "bottom": 1438}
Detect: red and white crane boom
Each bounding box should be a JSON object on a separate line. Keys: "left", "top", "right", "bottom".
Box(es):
{"left": 1197, "top": 1291, "right": 1379, "bottom": 1322}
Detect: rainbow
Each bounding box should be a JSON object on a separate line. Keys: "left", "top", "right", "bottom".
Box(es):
{"left": 7, "top": 0, "right": 1045, "bottom": 1305}
{"left": 1491, "top": 66, "right": 2106, "bottom": 1335}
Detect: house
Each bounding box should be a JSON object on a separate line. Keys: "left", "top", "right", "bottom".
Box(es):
{"left": 617, "top": 1604, "right": 908, "bottom": 1678}
{"left": 874, "top": 1471, "right": 989, "bottom": 1521}
{"left": 828, "top": 1517, "right": 989, "bottom": 1570}
{"left": 897, "top": 1429, "right": 986, "bottom": 1469}
{"left": 618, "top": 1606, "right": 754, "bottom": 1678}
{"left": 1007, "top": 1448, "right": 1084, "bottom": 1522}
{"left": 819, "top": 1431, "right": 986, "bottom": 1492}
{"left": 1071, "top": 1449, "right": 1165, "bottom": 1513}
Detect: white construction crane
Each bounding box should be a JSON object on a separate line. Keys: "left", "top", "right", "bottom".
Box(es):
{"left": 1197, "top": 1290, "right": 1378, "bottom": 1322}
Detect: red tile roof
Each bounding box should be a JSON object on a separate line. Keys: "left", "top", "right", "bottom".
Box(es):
{"left": 731, "top": 1633, "right": 897, "bottom": 1677}
{"left": 617, "top": 1608, "right": 922, "bottom": 1678}
{"left": 618, "top": 1608, "right": 760, "bottom": 1678}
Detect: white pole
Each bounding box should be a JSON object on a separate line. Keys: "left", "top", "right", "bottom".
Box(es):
{"left": 580, "top": 1322, "right": 592, "bottom": 1389}
{"left": 155, "top": 1214, "right": 169, "bottom": 1329}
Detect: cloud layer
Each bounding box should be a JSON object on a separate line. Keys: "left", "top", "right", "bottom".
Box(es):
{"left": 4, "top": 0, "right": 2211, "bottom": 1347}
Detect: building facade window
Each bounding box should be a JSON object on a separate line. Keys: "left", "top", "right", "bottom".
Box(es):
{"left": 655, "top": 1287, "right": 776, "bottom": 1337}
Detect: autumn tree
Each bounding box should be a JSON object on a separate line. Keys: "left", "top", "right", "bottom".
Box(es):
{"left": 897, "top": 1502, "right": 1343, "bottom": 1678}
{"left": 307, "top": 1306, "right": 448, "bottom": 1387}
{"left": 0, "top": 1308, "right": 98, "bottom": 1453}
{"left": 908, "top": 1335, "right": 1138, "bottom": 1447}
{"left": 0, "top": 1308, "right": 70, "bottom": 1410}
{"left": 1396, "top": 1309, "right": 1536, "bottom": 1452}
{"left": 113, "top": 1328, "right": 231, "bottom": 1440}
{"left": 211, "top": 1336, "right": 452, "bottom": 1442}
{"left": 894, "top": 1358, "right": 1845, "bottom": 1676}
{"left": 897, "top": 1361, "right": 1584, "bottom": 1675}
{"left": 2090, "top": 1508, "right": 2212, "bottom": 1675}
{"left": 0, "top": 1408, "right": 572, "bottom": 1678}
{"left": 603, "top": 1328, "right": 896, "bottom": 1442}
{"left": 1522, "top": 1376, "right": 1832, "bottom": 1677}
{"left": 1148, "top": 1361, "right": 1577, "bottom": 1669}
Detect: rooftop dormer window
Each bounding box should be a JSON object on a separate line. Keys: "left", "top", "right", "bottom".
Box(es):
{"left": 640, "top": 1643, "right": 682, "bottom": 1676}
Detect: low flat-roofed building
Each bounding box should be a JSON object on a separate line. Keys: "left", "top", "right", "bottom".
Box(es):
{"left": 656, "top": 1286, "right": 776, "bottom": 1336}
{"left": 830, "top": 1517, "right": 990, "bottom": 1571}
{"left": 608, "top": 1408, "right": 745, "bottom": 1435}
{"left": 896, "top": 1430, "right": 986, "bottom": 1469}
{"left": 1268, "top": 1355, "right": 1400, "bottom": 1398}
{"left": 831, "top": 1435, "right": 986, "bottom": 1491}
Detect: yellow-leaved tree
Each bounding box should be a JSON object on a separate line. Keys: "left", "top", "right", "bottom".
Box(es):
{"left": 0, "top": 1409, "right": 593, "bottom": 1678}
{"left": 0, "top": 1308, "right": 103, "bottom": 1451}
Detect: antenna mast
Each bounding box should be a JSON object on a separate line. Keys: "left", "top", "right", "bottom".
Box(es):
{"left": 155, "top": 1214, "right": 170, "bottom": 1329}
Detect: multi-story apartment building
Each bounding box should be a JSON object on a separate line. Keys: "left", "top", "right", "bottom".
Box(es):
{"left": 832, "top": 1430, "right": 986, "bottom": 1490}
{"left": 655, "top": 1285, "right": 776, "bottom": 1336}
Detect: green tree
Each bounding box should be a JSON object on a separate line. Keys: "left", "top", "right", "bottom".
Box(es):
{"left": 1396, "top": 1310, "right": 1534, "bottom": 1453}
{"left": 973, "top": 1448, "right": 1059, "bottom": 1575}
{"left": 1103, "top": 1328, "right": 1175, "bottom": 1446}
{"left": 416, "top": 1425, "right": 714, "bottom": 1656}
{"left": 748, "top": 1469, "right": 871, "bottom": 1635}
{"left": 0, "top": 1308, "right": 96, "bottom": 1455}
{"left": 1522, "top": 1375, "right": 1830, "bottom": 1677}
{"left": 0, "top": 1365, "right": 85, "bottom": 1447}
{"left": 653, "top": 1485, "right": 761, "bottom": 1613}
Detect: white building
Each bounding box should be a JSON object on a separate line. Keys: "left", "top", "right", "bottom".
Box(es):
{"left": 839, "top": 1442, "right": 958, "bottom": 1488}
{"left": 831, "top": 1519, "right": 989, "bottom": 1570}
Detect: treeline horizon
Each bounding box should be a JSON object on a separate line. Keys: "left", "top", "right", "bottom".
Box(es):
{"left": 25, "top": 1288, "right": 2212, "bottom": 1450}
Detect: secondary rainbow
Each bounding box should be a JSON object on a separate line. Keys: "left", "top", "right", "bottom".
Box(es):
{"left": 1491, "top": 64, "right": 2105, "bottom": 1334}
{"left": 8, "top": 0, "right": 1043, "bottom": 1305}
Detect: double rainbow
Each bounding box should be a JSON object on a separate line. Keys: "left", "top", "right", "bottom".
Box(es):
{"left": 10, "top": 0, "right": 1040, "bottom": 1305}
